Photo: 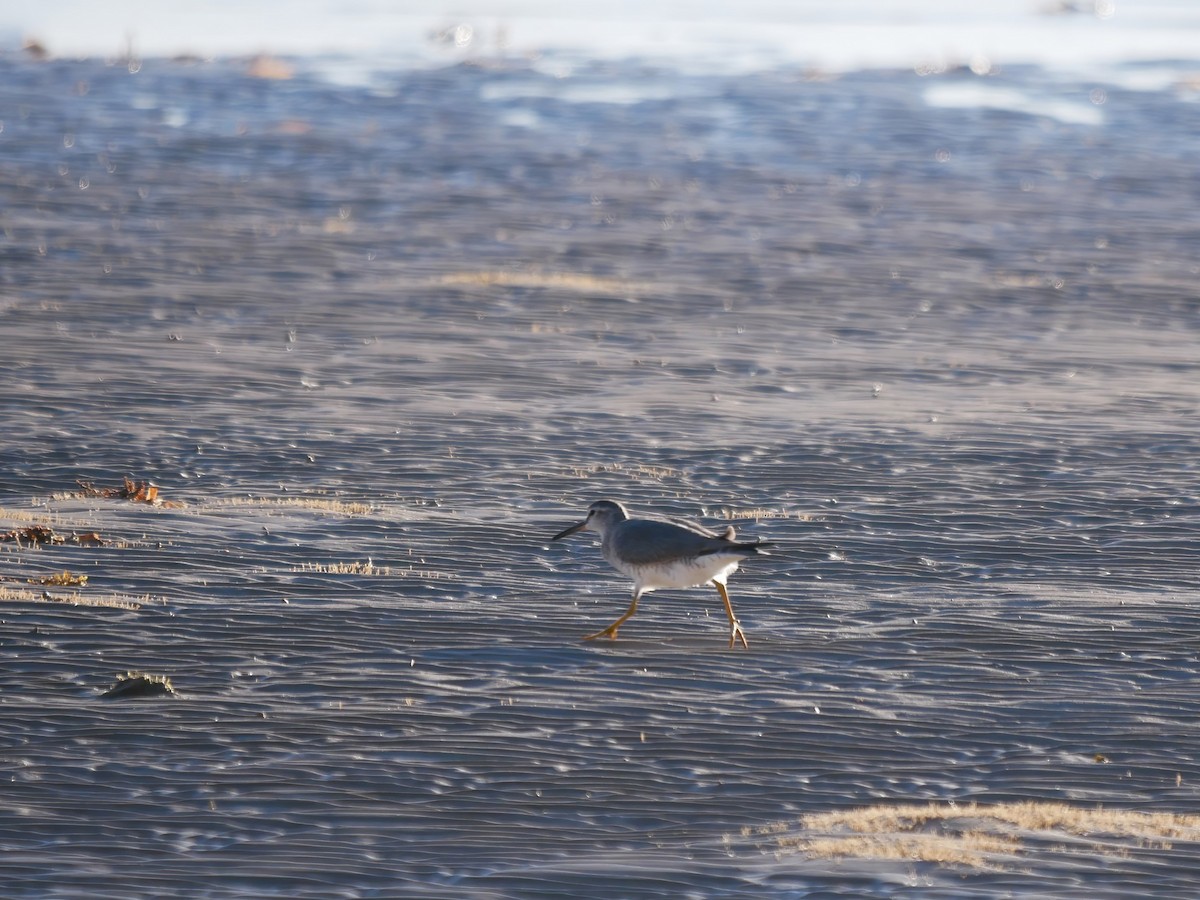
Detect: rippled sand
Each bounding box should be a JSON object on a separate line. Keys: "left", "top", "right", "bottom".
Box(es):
{"left": 3, "top": 55, "right": 1200, "bottom": 898}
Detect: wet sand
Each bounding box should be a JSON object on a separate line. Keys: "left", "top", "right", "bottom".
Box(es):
{"left": 3, "top": 55, "right": 1200, "bottom": 897}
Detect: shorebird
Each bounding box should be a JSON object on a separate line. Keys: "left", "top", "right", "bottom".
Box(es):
{"left": 551, "top": 499, "right": 772, "bottom": 648}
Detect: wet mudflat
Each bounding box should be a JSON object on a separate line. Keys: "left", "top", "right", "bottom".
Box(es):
{"left": 3, "top": 53, "right": 1200, "bottom": 898}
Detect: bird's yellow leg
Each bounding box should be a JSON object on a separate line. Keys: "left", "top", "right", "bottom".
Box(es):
{"left": 715, "top": 582, "right": 749, "bottom": 649}
{"left": 584, "top": 591, "right": 641, "bottom": 641}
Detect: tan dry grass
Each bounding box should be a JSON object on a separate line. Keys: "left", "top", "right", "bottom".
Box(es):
{"left": 754, "top": 801, "right": 1200, "bottom": 870}
{"left": 798, "top": 832, "right": 1020, "bottom": 867}
{"left": 564, "top": 462, "right": 681, "bottom": 481}
{"left": 802, "top": 801, "right": 1200, "bottom": 842}
{"left": 0, "top": 506, "right": 66, "bottom": 524}
{"left": 0, "top": 585, "right": 143, "bottom": 609}
{"left": 293, "top": 560, "right": 453, "bottom": 579}
{"left": 217, "top": 496, "right": 376, "bottom": 516}
{"left": 713, "top": 507, "right": 814, "bottom": 522}
{"left": 294, "top": 560, "right": 388, "bottom": 576}
{"left": 434, "top": 270, "right": 648, "bottom": 296}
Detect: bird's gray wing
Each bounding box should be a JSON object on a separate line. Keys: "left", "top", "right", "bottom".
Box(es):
{"left": 610, "top": 519, "right": 732, "bottom": 566}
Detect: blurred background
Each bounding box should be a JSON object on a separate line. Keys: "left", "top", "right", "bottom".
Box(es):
{"left": 4, "top": 2, "right": 1200, "bottom": 898}
{"left": 4, "top": 0, "right": 1200, "bottom": 76}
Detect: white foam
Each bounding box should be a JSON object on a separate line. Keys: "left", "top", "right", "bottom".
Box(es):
{"left": 923, "top": 82, "right": 1106, "bottom": 125}
{"left": 6, "top": 0, "right": 1200, "bottom": 77}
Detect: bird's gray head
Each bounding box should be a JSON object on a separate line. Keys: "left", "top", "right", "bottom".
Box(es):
{"left": 551, "top": 499, "right": 629, "bottom": 541}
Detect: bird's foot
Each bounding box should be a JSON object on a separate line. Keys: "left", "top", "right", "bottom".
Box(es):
{"left": 583, "top": 626, "right": 619, "bottom": 641}
{"left": 728, "top": 619, "right": 749, "bottom": 650}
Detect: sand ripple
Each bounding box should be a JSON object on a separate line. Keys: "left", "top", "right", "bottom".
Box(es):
{"left": 3, "top": 54, "right": 1200, "bottom": 898}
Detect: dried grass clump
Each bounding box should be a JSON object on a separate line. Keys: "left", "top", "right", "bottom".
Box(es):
{"left": 294, "top": 560, "right": 390, "bottom": 576}
{"left": 713, "top": 507, "right": 813, "bottom": 521}
{"left": 0, "top": 585, "right": 143, "bottom": 609}
{"left": 801, "top": 801, "right": 1200, "bottom": 843}
{"left": 293, "top": 560, "right": 453, "bottom": 579}
{"left": 753, "top": 801, "right": 1200, "bottom": 870}
{"left": 74, "top": 478, "right": 182, "bottom": 507}
{"left": 564, "top": 462, "right": 681, "bottom": 480}
{"left": 1, "top": 525, "right": 64, "bottom": 545}
{"left": 218, "top": 496, "right": 375, "bottom": 516}
{"left": 799, "top": 832, "right": 1020, "bottom": 867}
{"left": 435, "top": 270, "right": 645, "bottom": 296}
{"left": 29, "top": 571, "right": 88, "bottom": 587}
{"left": 1, "top": 526, "right": 111, "bottom": 547}
{"left": 0, "top": 506, "right": 62, "bottom": 524}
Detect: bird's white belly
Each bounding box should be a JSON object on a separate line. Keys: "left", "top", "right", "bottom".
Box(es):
{"left": 610, "top": 553, "right": 741, "bottom": 591}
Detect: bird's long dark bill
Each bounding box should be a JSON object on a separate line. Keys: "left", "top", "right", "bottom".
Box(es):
{"left": 552, "top": 521, "right": 587, "bottom": 541}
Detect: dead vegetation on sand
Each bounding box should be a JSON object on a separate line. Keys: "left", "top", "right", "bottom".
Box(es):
{"left": 0, "top": 585, "right": 144, "bottom": 609}
{"left": 1, "top": 524, "right": 110, "bottom": 546}
{"left": 746, "top": 801, "right": 1200, "bottom": 869}
{"left": 28, "top": 570, "right": 89, "bottom": 587}
{"left": 73, "top": 477, "right": 182, "bottom": 507}
{"left": 215, "top": 495, "right": 376, "bottom": 516}
{"left": 100, "top": 671, "right": 179, "bottom": 699}
{"left": 434, "top": 270, "right": 648, "bottom": 297}
{"left": 293, "top": 559, "right": 453, "bottom": 579}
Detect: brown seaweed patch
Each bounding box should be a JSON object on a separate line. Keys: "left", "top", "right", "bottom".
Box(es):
{"left": 22, "top": 37, "right": 50, "bottom": 60}
{"left": 751, "top": 801, "right": 1200, "bottom": 870}
{"left": 1, "top": 525, "right": 63, "bottom": 545}
{"left": 101, "top": 672, "right": 178, "bottom": 699}
{"left": 1, "top": 526, "right": 110, "bottom": 547}
{"left": 245, "top": 54, "right": 295, "bottom": 80}
{"left": 72, "top": 531, "right": 109, "bottom": 546}
{"left": 73, "top": 478, "right": 183, "bottom": 507}
{"left": 29, "top": 571, "right": 89, "bottom": 587}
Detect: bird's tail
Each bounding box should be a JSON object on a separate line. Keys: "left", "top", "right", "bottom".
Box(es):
{"left": 703, "top": 540, "right": 773, "bottom": 556}
{"left": 739, "top": 540, "right": 774, "bottom": 555}
{"left": 714, "top": 524, "right": 773, "bottom": 555}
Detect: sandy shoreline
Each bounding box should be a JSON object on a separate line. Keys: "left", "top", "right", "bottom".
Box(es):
{"left": 3, "top": 54, "right": 1200, "bottom": 897}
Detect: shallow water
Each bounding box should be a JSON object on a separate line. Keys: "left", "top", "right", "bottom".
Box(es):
{"left": 3, "top": 52, "right": 1200, "bottom": 898}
